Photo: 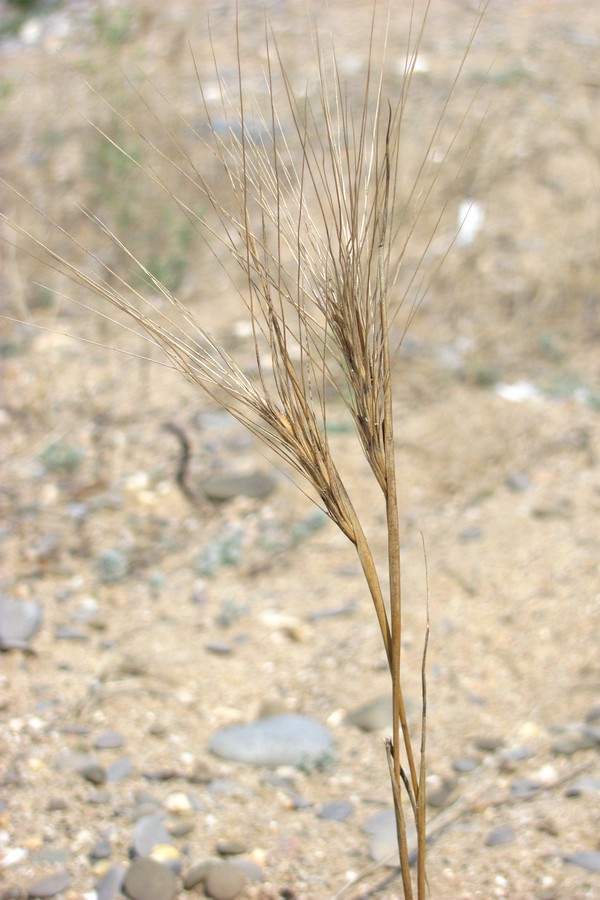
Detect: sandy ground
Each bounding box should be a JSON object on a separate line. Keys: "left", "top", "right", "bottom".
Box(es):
{"left": 1, "top": 1, "right": 599, "bottom": 898}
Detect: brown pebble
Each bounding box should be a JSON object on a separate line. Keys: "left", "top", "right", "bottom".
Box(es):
{"left": 80, "top": 763, "right": 106, "bottom": 785}
{"left": 216, "top": 838, "right": 248, "bottom": 856}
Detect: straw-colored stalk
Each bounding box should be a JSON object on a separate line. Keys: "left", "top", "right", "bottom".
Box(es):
{"left": 3, "top": 4, "right": 484, "bottom": 896}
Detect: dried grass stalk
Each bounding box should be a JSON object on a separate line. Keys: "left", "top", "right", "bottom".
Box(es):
{"left": 2, "top": 3, "right": 484, "bottom": 895}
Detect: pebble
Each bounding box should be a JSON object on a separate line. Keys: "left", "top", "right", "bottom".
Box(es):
{"left": 204, "top": 860, "right": 247, "bottom": 899}
{"left": 106, "top": 756, "right": 133, "bottom": 783}
{"left": 123, "top": 858, "right": 176, "bottom": 900}
{"left": 0, "top": 597, "right": 42, "bottom": 649}
{"left": 564, "top": 776, "right": 600, "bottom": 797}
{"left": 95, "top": 866, "right": 125, "bottom": 900}
{"left": 317, "top": 800, "right": 354, "bottom": 821}
{"left": 79, "top": 762, "right": 106, "bottom": 785}
{"left": 510, "top": 778, "right": 542, "bottom": 798}
{"left": 183, "top": 860, "right": 216, "bottom": 889}
{"left": 345, "top": 695, "right": 392, "bottom": 732}
{"left": 26, "top": 870, "right": 72, "bottom": 897}
{"left": 87, "top": 790, "right": 111, "bottom": 805}
{"left": 94, "top": 730, "right": 125, "bottom": 750}
{"left": 505, "top": 471, "right": 530, "bottom": 492}
{"left": 209, "top": 714, "right": 334, "bottom": 768}
{"left": 216, "top": 839, "right": 248, "bottom": 856}
{"left": 551, "top": 732, "right": 597, "bottom": 755}
{"left": 452, "top": 758, "right": 478, "bottom": 773}
{"left": 562, "top": 851, "right": 600, "bottom": 873}
{"left": 150, "top": 844, "right": 181, "bottom": 873}
{"left": 485, "top": 824, "right": 516, "bottom": 846}
{"left": 362, "top": 808, "right": 417, "bottom": 867}
{"left": 131, "top": 813, "right": 173, "bottom": 857}
{"left": 165, "top": 791, "right": 194, "bottom": 814}
{"left": 201, "top": 471, "right": 276, "bottom": 502}
{"left": 97, "top": 549, "right": 129, "bottom": 583}
{"left": 54, "top": 626, "right": 88, "bottom": 641}
{"left": 90, "top": 839, "right": 112, "bottom": 860}
{"left": 473, "top": 736, "right": 505, "bottom": 752}
{"left": 205, "top": 641, "right": 234, "bottom": 655}
{"left": 231, "top": 858, "right": 264, "bottom": 882}
{"left": 426, "top": 776, "right": 455, "bottom": 809}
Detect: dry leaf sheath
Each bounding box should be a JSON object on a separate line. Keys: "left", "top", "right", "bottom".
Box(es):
{"left": 3, "top": 4, "right": 483, "bottom": 896}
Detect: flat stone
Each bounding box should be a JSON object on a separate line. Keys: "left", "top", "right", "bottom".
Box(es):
{"left": 90, "top": 838, "right": 112, "bottom": 860}
{"left": 183, "top": 859, "right": 216, "bottom": 890}
{"left": 317, "top": 800, "right": 354, "bottom": 821}
{"left": 552, "top": 733, "right": 596, "bottom": 755}
{"left": 131, "top": 814, "right": 172, "bottom": 857}
{"left": 426, "top": 777, "right": 455, "bottom": 809}
{"left": 106, "top": 756, "right": 133, "bottom": 783}
{"left": 563, "top": 851, "right": 600, "bottom": 873}
{"left": 26, "top": 870, "right": 71, "bottom": 897}
{"left": 362, "top": 808, "right": 417, "bottom": 867}
{"left": 230, "top": 858, "right": 264, "bottom": 882}
{"left": 216, "top": 839, "right": 248, "bottom": 856}
{"left": 94, "top": 730, "right": 125, "bottom": 750}
{"left": 201, "top": 471, "right": 275, "bottom": 502}
{"left": 0, "top": 597, "right": 42, "bottom": 649}
{"left": 453, "top": 758, "right": 478, "bottom": 773}
{"left": 123, "top": 858, "right": 176, "bottom": 900}
{"left": 485, "top": 824, "right": 516, "bottom": 846}
{"left": 95, "top": 865, "right": 125, "bottom": 900}
{"left": 209, "top": 714, "right": 333, "bottom": 769}
{"left": 79, "top": 762, "right": 106, "bottom": 785}
{"left": 564, "top": 776, "right": 600, "bottom": 797}
{"left": 510, "top": 778, "right": 543, "bottom": 798}
{"left": 474, "top": 736, "right": 505, "bottom": 752}
{"left": 345, "top": 695, "right": 392, "bottom": 732}
{"left": 204, "top": 860, "right": 247, "bottom": 899}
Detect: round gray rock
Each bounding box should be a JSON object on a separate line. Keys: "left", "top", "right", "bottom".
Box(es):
{"left": 131, "top": 813, "right": 172, "bottom": 857}
{"left": 123, "top": 858, "right": 176, "bottom": 900}
{"left": 0, "top": 597, "right": 42, "bottom": 648}
{"left": 209, "top": 714, "right": 333, "bottom": 768}
{"left": 27, "top": 870, "right": 71, "bottom": 897}
{"left": 204, "top": 860, "right": 247, "bottom": 899}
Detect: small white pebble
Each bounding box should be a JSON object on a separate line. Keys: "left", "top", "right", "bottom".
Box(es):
{"left": 1, "top": 846, "right": 28, "bottom": 867}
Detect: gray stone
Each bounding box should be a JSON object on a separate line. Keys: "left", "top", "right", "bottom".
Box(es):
{"left": 26, "top": 870, "right": 71, "bottom": 898}
{"left": 362, "top": 808, "right": 417, "bottom": 867}
{"left": 0, "top": 597, "right": 42, "bottom": 649}
{"left": 201, "top": 471, "right": 275, "bottom": 503}
{"left": 317, "top": 800, "right": 354, "bottom": 821}
{"left": 563, "top": 851, "right": 600, "bottom": 873}
{"left": 474, "top": 736, "right": 505, "bottom": 752}
{"left": 183, "top": 859, "right": 216, "bottom": 889}
{"left": 216, "top": 839, "right": 248, "bottom": 856}
{"left": 123, "top": 858, "right": 177, "bottom": 900}
{"left": 346, "top": 695, "right": 392, "bottom": 732}
{"left": 204, "top": 860, "right": 247, "bottom": 899}
{"left": 79, "top": 762, "right": 106, "bottom": 785}
{"left": 131, "top": 814, "right": 172, "bottom": 857}
{"left": 552, "top": 732, "right": 596, "bottom": 755}
{"left": 97, "top": 549, "right": 129, "bottom": 583}
{"left": 106, "top": 756, "right": 133, "bottom": 783}
{"left": 209, "top": 714, "right": 333, "bottom": 768}
{"left": 452, "top": 758, "right": 478, "bottom": 773}
{"left": 94, "top": 730, "right": 125, "bottom": 750}
{"left": 485, "top": 824, "right": 516, "bottom": 846}
{"left": 95, "top": 865, "right": 125, "bottom": 900}
{"left": 90, "top": 838, "right": 112, "bottom": 860}
{"left": 564, "top": 776, "right": 600, "bottom": 797}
